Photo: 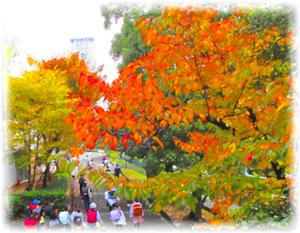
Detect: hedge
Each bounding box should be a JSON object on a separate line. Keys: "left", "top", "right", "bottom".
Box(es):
{"left": 6, "top": 189, "right": 67, "bottom": 220}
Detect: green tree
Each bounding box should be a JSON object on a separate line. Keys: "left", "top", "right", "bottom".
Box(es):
{"left": 9, "top": 66, "right": 75, "bottom": 190}
{"left": 101, "top": 5, "right": 161, "bottom": 69}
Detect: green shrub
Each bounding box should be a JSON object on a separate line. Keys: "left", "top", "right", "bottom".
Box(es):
{"left": 5, "top": 195, "right": 23, "bottom": 220}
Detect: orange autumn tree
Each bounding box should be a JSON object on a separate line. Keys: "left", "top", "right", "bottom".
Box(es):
{"left": 31, "top": 53, "right": 111, "bottom": 153}
{"left": 67, "top": 7, "right": 293, "bottom": 223}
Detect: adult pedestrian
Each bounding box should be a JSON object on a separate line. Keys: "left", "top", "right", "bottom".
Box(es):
{"left": 81, "top": 182, "right": 92, "bottom": 212}
{"left": 114, "top": 164, "right": 123, "bottom": 177}
{"left": 78, "top": 174, "right": 86, "bottom": 197}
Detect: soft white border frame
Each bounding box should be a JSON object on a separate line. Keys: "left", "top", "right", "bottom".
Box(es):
{"left": 0, "top": 0, "right": 298, "bottom": 232}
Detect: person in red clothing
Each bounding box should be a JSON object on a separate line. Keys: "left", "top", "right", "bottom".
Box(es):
{"left": 130, "top": 199, "right": 144, "bottom": 227}
{"left": 23, "top": 213, "right": 39, "bottom": 230}
{"left": 27, "top": 199, "right": 40, "bottom": 213}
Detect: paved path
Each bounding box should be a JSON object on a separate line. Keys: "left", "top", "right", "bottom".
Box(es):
{"left": 70, "top": 151, "right": 175, "bottom": 230}
{"left": 72, "top": 192, "right": 174, "bottom": 230}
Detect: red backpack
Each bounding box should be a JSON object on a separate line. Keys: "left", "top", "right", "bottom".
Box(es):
{"left": 87, "top": 210, "right": 97, "bottom": 223}
{"left": 132, "top": 203, "right": 143, "bottom": 216}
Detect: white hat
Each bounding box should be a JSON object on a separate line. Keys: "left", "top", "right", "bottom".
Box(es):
{"left": 90, "top": 202, "right": 97, "bottom": 209}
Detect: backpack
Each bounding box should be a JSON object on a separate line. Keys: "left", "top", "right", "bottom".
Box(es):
{"left": 132, "top": 203, "right": 143, "bottom": 216}
{"left": 107, "top": 191, "right": 116, "bottom": 206}
{"left": 28, "top": 203, "right": 37, "bottom": 211}
{"left": 81, "top": 186, "right": 89, "bottom": 196}
{"left": 87, "top": 210, "right": 97, "bottom": 223}
{"left": 108, "top": 190, "right": 115, "bottom": 199}
{"left": 48, "top": 209, "right": 57, "bottom": 220}
{"left": 110, "top": 209, "right": 121, "bottom": 222}
{"left": 45, "top": 205, "right": 57, "bottom": 220}
{"left": 73, "top": 215, "right": 82, "bottom": 226}
{"left": 44, "top": 205, "right": 52, "bottom": 216}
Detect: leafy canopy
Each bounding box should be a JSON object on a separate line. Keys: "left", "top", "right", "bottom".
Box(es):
{"left": 67, "top": 6, "right": 293, "bottom": 223}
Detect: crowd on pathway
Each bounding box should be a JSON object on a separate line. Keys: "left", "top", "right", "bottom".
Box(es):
{"left": 23, "top": 154, "right": 144, "bottom": 230}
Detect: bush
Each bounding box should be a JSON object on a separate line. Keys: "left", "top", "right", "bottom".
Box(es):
{"left": 6, "top": 189, "right": 66, "bottom": 220}
{"left": 5, "top": 195, "right": 23, "bottom": 220}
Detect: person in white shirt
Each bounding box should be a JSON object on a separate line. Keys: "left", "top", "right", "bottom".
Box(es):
{"left": 59, "top": 205, "right": 71, "bottom": 228}
{"left": 104, "top": 187, "right": 119, "bottom": 211}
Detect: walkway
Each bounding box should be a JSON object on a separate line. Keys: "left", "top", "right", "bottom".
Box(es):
{"left": 70, "top": 151, "right": 174, "bottom": 230}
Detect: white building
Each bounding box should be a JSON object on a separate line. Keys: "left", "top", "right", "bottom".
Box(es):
{"left": 70, "top": 37, "right": 96, "bottom": 70}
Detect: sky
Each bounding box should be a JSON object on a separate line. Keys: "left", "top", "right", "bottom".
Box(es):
{"left": 1, "top": 0, "right": 123, "bottom": 82}
{"left": 1, "top": 0, "right": 297, "bottom": 81}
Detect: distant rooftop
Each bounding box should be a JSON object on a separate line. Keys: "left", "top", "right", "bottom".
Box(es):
{"left": 70, "top": 37, "right": 94, "bottom": 43}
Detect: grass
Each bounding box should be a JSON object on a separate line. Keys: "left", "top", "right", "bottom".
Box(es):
{"left": 108, "top": 151, "right": 146, "bottom": 176}
{"left": 122, "top": 168, "right": 147, "bottom": 180}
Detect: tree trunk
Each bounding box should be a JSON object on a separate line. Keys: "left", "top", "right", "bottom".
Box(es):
{"left": 146, "top": 169, "right": 157, "bottom": 178}
{"left": 44, "top": 147, "right": 59, "bottom": 183}
{"left": 26, "top": 162, "right": 33, "bottom": 191}
{"left": 188, "top": 196, "right": 205, "bottom": 222}
{"left": 42, "top": 163, "right": 50, "bottom": 188}
{"left": 187, "top": 189, "right": 207, "bottom": 222}
{"left": 145, "top": 161, "right": 160, "bottom": 178}
{"left": 271, "top": 161, "right": 285, "bottom": 180}
{"left": 31, "top": 165, "right": 37, "bottom": 189}
{"left": 69, "top": 176, "right": 75, "bottom": 209}
{"left": 271, "top": 161, "right": 290, "bottom": 197}
{"left": 26, "top": 152, "right": 37, "bottom": 191}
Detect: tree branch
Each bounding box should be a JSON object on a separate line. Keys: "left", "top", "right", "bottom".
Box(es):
{"left": 206, "top": 115, "right": 231, "bottom": 131}
{"left": 232, "top": 80, "right": 248, "bottom": 115}
{"left": 202, "top": 205, "right": 215, "bottom": 214}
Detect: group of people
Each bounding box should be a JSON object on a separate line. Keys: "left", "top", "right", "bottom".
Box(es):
{"left": 23, "top": 197, "right": 101, "bottom": 229}
{"left": 78, "top": 153, "right": 123, "bottom": 177}
{"left": 78, "top": 173, "right": 144, "bottom": 227}
{"left": 101, "top": 155, "right": 123, "bottom": 177}
{"left": 23, "top": 198, "right": 83, "bottom": 229}
{"left": 23, "top": 153, "right": 144, "bottom": 230}
{"left": 23, "top": 195, "right": 144, "bottom": 230}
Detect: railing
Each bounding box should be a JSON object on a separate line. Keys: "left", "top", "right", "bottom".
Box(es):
{"left": 121, "top": 156, "right": 146, "bottom": 168}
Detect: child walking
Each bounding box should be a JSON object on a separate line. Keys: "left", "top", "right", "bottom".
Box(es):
{"left": 86, "top": 202, "right": 103, "bottom": 229}
{"left": 130, "top": 199, "right": 144, "bottom": 227}
{"left": 109, "top": 204, "right": 126, "bottom": 227}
